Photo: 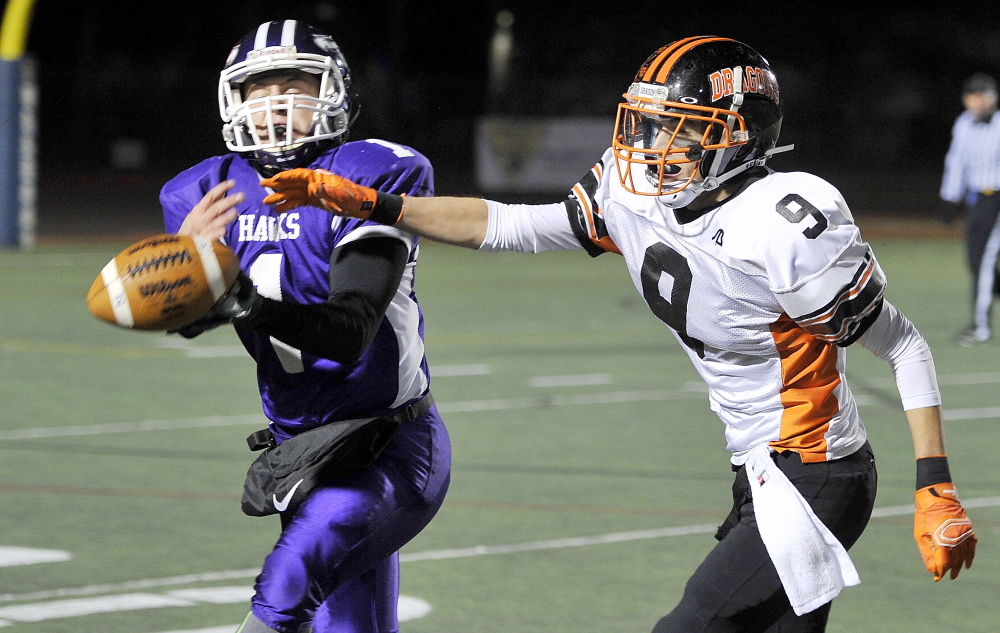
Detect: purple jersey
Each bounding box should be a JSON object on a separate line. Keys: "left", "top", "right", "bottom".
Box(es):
{"left": 161, "top": 139, "right": 434, "bottom": 440}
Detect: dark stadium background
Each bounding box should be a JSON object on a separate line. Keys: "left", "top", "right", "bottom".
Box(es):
{"left": 20, "top": 0, "right": 1000, "bottom": 239}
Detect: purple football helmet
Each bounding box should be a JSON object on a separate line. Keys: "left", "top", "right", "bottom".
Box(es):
{"left": 219, "top": 20, "right": 353, "bottom": 172}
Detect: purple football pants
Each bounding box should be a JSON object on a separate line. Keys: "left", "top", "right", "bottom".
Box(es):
{"left": 250, "top": 405, "right": 451, "bottom": 633}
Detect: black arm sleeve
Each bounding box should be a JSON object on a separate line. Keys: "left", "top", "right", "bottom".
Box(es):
{"left": 240, "top": 236, "right": 409, "bottom": 364}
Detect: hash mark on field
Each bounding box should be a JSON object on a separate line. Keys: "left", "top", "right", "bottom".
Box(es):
{"left": 2, "top": 389, "right": 706, "bottom": 440}
{"left": 3, "top": 496, "right": 999, "bottom": 606}
{"left": 151, "top": 624, "right": 233, "bottom": 633}
{"left": 944, "top": 407, "right": 1000, "bottom": 421}
{"left": 431, "top": 363, "right": 492, "bottom": 376}
{"left": 155, "top": 338, "right": 246, "bottom": 358}
{"left": 5, "top": 380, "right": 997, "bottom": 444}
{"left": 529, "top": 373, "right": 613, "bottom": 388}
{"left": 0, "top": 571, "right": 260, "bottom": 602}
{"left": 0, "top": 594, "right": 194, "bottom": 622}
{"left": 6, "top": 415, "right": 264, "bottom": 440}
{"left": 0, "top": 547, "right": 71, "bottom": 567}
{"left": 0, "top": 482, "right": 239, "bottom": 501}
{"left": 398, "top": 523, "right": 719, "bottom": 562}
{"left": 0, "top": 588, "right": 430, "bottom": 626}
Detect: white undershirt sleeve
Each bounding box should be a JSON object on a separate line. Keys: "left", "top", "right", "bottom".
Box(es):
{"left": 855, "top": 300, "right": 941, "bottom": 410}
{"left": 479, "top": 200, "right": 584, "bottom": 253}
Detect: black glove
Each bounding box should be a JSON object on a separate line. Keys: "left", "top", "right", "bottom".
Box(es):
{"left": 171, "top": 313, "right": 229, "bottom": 338}
{"left": 212, "top": 270, "right": 263, "bottom": 322}
{"left": 940, "top": 200, "right": 963, "bottom": 225}
{"left": 170, "top": 271, "right": 263, "bottom": 338}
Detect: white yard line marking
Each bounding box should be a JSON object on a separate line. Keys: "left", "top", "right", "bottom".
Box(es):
{"left": 170, "top": 339, "right": 491, "bottom": 370}
{"left": 0, "top": 588, "right": 250, "bottom": 623}
{"left": 181, "top": 346, "right": 248, "bottom": 358}
{"left": 864, "top": 371, "right": 1000, "bottom": 389}
{"left": 3, "top": 390, "right": 707, "bottom": 440}
{"left": 0, "top": 594, "right": 195, "bottom": 622}
{"left": 944, "top": 407, "right": 1000, "bottom": 421}
{"left": 5, "top": 381, "right": 999, "bottom": 442}
{"left": 398, "top": 523, "right": 719, "bottom": 562}
{"left": 6, "top": 415, "right": 265, "bottom": 440}
{"left": 155, "top": 338, "right": 247, "bottom": 358}
{"left": 5, "top": 494, "right": 998, "bottom": 607}
{"left": 0, "top": 255, "right": 84, "bottom": 266}
{"left": 397, "top": 596, "right": 433, "bottom": 622}
{"left": 936, "top": 371, "right": 1000, "bottom": 385}
{"left": 150, "top": 628, "right": 235, "bottom": 633}
{"left": 145, "top": 596, "right": 432, "bottom": 633}
{"left": 935, "top": 495, "right": 1000, "bottom": 510}
{"left": 7, "top": 368, "right": 1000, "bottom": 442}
{"left": 0, "top": 588, "right": 430, "bottom": 626}
{"left": 0, "top": 547, "right": 71, "bottom": 567}
{"left": 165, "top": 587, "right": 254, "bottom": 604}
{"left": 529, "top": 373, "right": 613, "bottom": 388}
{"left": 0, "top": 570, "right": 261, "bottom": 602}
{"left": 437, "top": 389, "right": 705, "bottom": 414}
{"left": 431, "top": 363, "right": 492, "bottom": 377}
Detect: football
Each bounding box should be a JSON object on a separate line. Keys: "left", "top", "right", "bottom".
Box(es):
{"left": 86, "top": 234, "right": 241, "bottom": 331}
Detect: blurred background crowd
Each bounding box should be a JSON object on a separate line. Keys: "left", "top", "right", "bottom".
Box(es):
{"left": 21, "top": 1, "right": 1000, "bottom": 236}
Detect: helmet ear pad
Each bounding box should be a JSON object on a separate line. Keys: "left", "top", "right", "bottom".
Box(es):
{"left": 736, "top": 96, "right": 783, "bottom": 163}
{"left": 316, "top": 110, "right": 350, "bottom": 139}
{"left": 702, "top": 103, "right": 782, "bottom": 181}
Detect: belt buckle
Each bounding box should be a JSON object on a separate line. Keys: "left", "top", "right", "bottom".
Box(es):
{"left": 246, "top": 428, "right": 276, "bottom": 451}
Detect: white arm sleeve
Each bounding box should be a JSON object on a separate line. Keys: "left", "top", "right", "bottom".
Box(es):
{"left": 479, "top": 200, "right": 585, "bottom": 253}
{"left": 856, "top": 300, "right": 941, "bottom": 410}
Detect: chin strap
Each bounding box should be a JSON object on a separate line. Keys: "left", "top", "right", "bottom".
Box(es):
{"left": 704, "top": 67, "right": 745, "bottom": 183}
{"left": 699, "top": 143, "right": 795, "bottom": 192}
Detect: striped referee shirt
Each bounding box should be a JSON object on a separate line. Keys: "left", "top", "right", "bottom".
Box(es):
{"left": 940, "top": 109, "right": 1000, "bottom": 203}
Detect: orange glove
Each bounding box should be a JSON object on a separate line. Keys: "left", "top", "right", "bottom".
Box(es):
{"left": 261, "top": 168, "right": 392, "bottom": 221}
{"left": 913, "top": 483, "right": 977, "bottom": 581}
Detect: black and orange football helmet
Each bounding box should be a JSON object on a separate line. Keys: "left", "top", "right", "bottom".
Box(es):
{"left": 613, "top": 36, "right": 786, "bottom": 201}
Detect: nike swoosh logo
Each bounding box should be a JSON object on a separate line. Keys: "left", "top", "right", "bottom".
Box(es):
{"left": 273, "top": 478, "right": 305, "bottom": 512}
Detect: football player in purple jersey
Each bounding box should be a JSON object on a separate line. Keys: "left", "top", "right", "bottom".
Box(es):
{"left": 159, "top": 20, "right": 450, "bottom": 633}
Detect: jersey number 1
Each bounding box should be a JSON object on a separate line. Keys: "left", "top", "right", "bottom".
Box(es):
{"left": 249, "top": 253, "right": 305, "bottom": 374}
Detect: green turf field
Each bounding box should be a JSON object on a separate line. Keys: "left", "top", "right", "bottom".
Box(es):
{"left": 1, "top": 236, "right": 997, "bottom": 632}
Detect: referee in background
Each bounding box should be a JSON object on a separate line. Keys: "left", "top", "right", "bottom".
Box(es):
{"left": 940, "top": 72, "right": 1000, "bottom": 346}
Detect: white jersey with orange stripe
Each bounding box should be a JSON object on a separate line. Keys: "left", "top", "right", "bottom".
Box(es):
{"left": 483, "top": 148, "right": 886, "bottom": 465}
{"left": 599, "top": 163, "right": 881, "bottom": 464}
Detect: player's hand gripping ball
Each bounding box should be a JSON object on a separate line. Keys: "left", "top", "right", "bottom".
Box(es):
{"left": 86, "top": 234, "right": 240, "bottom": 331}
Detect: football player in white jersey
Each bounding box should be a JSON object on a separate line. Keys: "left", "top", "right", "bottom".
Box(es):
{"left": 260, "top": 36, "right": 977, "bottom": 633}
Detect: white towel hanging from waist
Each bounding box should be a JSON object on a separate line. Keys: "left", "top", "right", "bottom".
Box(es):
{"left": 744, "top": 443, "right": 860, "bottom": 615}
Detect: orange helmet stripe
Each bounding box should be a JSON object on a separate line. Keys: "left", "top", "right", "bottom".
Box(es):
{"left": 639, "top": 37, "right": 703, "bottom": 82}
{"left": 642, "top": 36, "right": 739, "bottom": 85}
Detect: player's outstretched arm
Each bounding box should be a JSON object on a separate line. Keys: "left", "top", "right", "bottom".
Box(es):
{"left": 906, "top": 406, "right": 978, "bottom": 581}
{"left": 394, "top": 196, "right": 489, "bottom": 249}
{"left": 855, "top": 302, "right": 978, "bottom": 581}
{"left": 261, "top": 168, "right": 489, "bottom": 249}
